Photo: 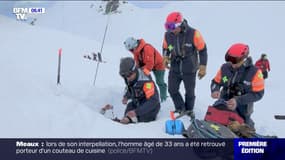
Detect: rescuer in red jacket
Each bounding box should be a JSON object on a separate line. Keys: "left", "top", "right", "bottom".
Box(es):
{"left": 255, "top": 53, "right": 270, "bottom": 79}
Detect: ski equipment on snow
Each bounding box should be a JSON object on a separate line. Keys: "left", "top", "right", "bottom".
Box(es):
{"left": 83, "top": 52, "right": 106, "bottom": 63}
{"left": 274, "top": 115, "right": 285, "bottom": 120}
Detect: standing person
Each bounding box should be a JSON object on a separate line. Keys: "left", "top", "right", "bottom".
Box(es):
{"left": 162, "top": 11, "right": 208, "bottom": 116}
{"left": 211, "top": 43, "right": 264, "bottom": 128}
{"left": 124, "top": 37, "right": 168, "bottom": 102}
{"left": 118, "top": 57, "right": 161, "bottom": 124}
{"left": 255, "top": 53, "right": 271, "bottom": 79}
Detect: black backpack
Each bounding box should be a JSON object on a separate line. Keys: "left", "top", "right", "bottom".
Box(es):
{"left": 183, "top": 119, "right": 238, "bottom": 138}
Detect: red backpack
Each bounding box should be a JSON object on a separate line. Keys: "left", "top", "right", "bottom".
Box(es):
{"left": 204, "top": 100, "right": 244, "bottom": 126}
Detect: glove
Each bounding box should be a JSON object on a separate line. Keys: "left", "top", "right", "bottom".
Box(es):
{"left": 226, "top": 98, "right": 237, "bottom": 111}
{"left": 99, "top": 104, "right": 113, "bottom": 115}
{"left": 211, "top": 91, "right": 220, "bottom": 99}
{"left": 142, "top": 68, "right": 151, "bottom": 75}
{"left": 163, "top": 56, "right": 170, "bottom": 69}
{"left": 198, "top": 65, "right": 206, "bottom": 79}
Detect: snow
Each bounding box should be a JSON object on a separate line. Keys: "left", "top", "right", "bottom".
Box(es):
{"left": 0, "top": 1, "right": 284, "bottom": 138}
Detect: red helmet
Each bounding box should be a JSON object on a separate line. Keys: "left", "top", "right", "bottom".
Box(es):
{"left": 166, "top": 12, "right": 183, "bottom": 24}
{"left": 225, "top": 43, "right": 249, "bottom": 64}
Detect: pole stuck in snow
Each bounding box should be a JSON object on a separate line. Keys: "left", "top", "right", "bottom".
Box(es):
{"left": 57, "top": 48, "right": 62, "bottom": 85}
{"left": 93, "top": 4, "right": 116, "bottom": 86}
{"left": 93, "top": 14, "right": 111, "bottom": 86}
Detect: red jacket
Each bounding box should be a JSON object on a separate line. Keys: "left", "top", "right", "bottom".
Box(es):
{"left": 255, "top": 59, "right": 270, "bottom": 72}
{"left": 131, "top": 39, "right": 165, "bottom": 75}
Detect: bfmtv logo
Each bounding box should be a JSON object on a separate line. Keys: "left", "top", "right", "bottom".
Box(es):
{"left": 13, "top": 7, "right": 45, "bottom": 20}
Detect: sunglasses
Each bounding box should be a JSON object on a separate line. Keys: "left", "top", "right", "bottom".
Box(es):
{"left": 225, "top": 54, "right": 245, "bottom": 64}
{"left": 164, "top": 22, "right": 181, "bottom": 31}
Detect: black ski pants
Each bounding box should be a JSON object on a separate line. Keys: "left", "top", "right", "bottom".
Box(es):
{"left": 262, "top": 71, "right": 268, "bottom": 79}
{"left": 168, "top": 71, "right": 196, "bottom": 111}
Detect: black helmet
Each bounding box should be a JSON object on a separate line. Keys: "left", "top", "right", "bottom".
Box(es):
{"left": 119, "top": 57, "right": 136, "bottom": 77}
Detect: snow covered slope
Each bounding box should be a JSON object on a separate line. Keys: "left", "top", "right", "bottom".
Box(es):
{"left": 0, "top": 1, "right": 285, "bottom": 138}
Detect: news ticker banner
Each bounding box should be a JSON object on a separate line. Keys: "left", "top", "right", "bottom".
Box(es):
{"left": 0, "top": 138, "right": 232, "bottom": 160}
{"left": 0, "top": 138, "right": 284, "bottom": 160}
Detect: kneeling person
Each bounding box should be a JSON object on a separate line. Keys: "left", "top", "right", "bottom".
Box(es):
{"left": 119, "top": 57, "right": 161, "bottom": 124}
{"left": 210, "top": 43, "right": 264, "bottom": 129}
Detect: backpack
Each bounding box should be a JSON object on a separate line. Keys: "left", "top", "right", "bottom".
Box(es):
{"left": 205, "top": 106, "right": 244, "bottom": 125}
{"left": 183, "top": 119, "right": 238, "bottom": 138}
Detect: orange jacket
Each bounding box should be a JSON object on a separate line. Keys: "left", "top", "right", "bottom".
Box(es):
{"left": 163, "top": 30, "right": 206, "bottom": 52}
{"left": 131, "top": 39, "right": 165, "bottom": 75}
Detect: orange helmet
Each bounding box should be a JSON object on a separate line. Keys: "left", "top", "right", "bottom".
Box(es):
{"left": 225, "top": 43, "right": 249, "bottom": 64}
{"left": 166, "top": 12, "right": 183, "bottom": 24}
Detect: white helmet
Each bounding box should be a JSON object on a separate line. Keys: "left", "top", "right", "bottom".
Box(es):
{"left": 124, "top": 37, "right": 138, "bottom": 51}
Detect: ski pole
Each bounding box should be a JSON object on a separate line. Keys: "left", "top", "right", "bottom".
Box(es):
{"left": 57, "top": 48, "right": 62, "bottom": 85}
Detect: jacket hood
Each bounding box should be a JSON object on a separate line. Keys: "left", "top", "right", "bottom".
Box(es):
{"left": 133, "top": 39, "right": 146, "bottom": 54}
